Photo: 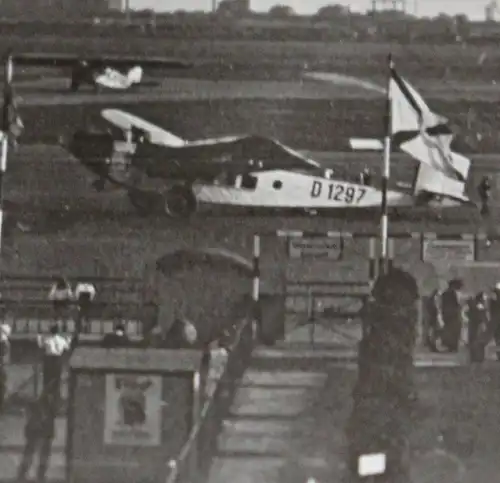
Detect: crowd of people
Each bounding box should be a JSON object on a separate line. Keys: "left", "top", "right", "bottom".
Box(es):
{"left": 425, "top": 278, "right": 500, "bottom": 361}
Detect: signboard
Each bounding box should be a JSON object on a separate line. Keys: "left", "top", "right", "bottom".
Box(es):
{"left": 422, "top": 238, "right": 475, "bottom": 262}
{"left": 288, "top": 237, "right": 343, "bottom": 260}
{"left": 104, "top": 373, "right": 162, "bottom": 446}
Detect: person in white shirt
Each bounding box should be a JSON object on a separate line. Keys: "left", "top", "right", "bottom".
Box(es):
{"left": 0, "top": 321, "right": 11, "bottom": 363}
{"left": 48, "top": 277, "right": 73, "bottom": 332}
{"left": 37, "top": 325, "right": 72, "bottom": 400}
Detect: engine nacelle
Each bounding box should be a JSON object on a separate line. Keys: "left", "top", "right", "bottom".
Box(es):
{"left": 164, "top": 184, "right": 198, "bottom": 218}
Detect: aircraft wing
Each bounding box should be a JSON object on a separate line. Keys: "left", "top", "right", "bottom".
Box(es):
{"left": 182, "top": 135, "right": 321, "bottom": 168}
{"left": 132, "top": 135, "right": 321, "bottom": 180}
{"left": 12, "top": 52, "right": 192, "bottom": 69}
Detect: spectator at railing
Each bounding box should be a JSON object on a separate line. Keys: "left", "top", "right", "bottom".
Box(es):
{"left": 37, "top": 324, "right": 72, "bottom": 401}
{"left": 144, "top": 324, "right": 164, "bottom": 348}
{"left": 102, "top": 324, "right": 130, "bottom": 349}
{"left": 163, "top": 314, "right": 198, "bottom": 349}
{"left": 74, "top": 282, "right": 96, "bottom": 333}
{"left": 48, "top": 277, "right": 73, "bottom": 332}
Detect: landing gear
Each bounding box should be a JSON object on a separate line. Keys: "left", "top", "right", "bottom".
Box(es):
{"left": 128, "top": 190, "right": 159, "bottom": 215}
{"left": 164, "top": 185, "right": 198, "bottom": 218}
{"left": 127, "top": 185, "right": 197, "bottom": 218}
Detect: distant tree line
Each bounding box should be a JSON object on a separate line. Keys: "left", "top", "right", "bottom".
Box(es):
{"left": 0, "top": 2, "right": 497, "bottom": 44}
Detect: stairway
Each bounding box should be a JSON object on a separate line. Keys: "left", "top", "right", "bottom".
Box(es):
{"left": 207, "top": 351, "right": 330, "bottom": 483}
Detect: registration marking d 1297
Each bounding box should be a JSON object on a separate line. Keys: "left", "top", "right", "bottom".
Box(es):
{"left": 310, "top": 180, "right": 367, "bottom": 205}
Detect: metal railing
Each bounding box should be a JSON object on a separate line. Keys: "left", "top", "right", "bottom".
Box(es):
{"left": 2, "top": 300, "right": 158, "bottom": 341}
{"left": 165, "top": 318, "right": 255, "bottom": 483}
{"left": 0, "top": 274, "right": 145, "bottom": 304}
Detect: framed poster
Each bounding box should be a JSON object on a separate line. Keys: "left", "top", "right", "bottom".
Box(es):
{"left": 288, "top": 236, "right": 343, "bottom": 260}
{"left": 104, "top": 373, "right": 162, "bottom": 446}
{"left": 422, "top": 238, "right": 474, "bottom": 262}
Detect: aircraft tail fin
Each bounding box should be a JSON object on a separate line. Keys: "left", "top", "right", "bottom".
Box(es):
{"left": 412, "top": 162, "right": 470, "bottom": 204}
{"left": 127, "top": 66, "right": 143, "bottom": 85}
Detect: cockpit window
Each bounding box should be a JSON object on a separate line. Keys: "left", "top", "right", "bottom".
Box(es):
{"left": 241, "top": 174, "right": 257, "bottom": 190}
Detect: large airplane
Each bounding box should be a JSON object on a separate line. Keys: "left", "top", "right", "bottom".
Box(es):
{"left": 12, "top": 53, "right": 191, "bottom": 92}
{"left": 63, "top": 108, "right": 472, "bottom": 218}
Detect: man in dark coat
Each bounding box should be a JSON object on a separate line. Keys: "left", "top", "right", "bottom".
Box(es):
{"left": 424, "top": 288, "right": 444, "bottom": 352}
{"left": 102, "top": 324, "right": 130, "bottom": 349}
{"left": 489, "top": 283, "right": 500, "bottom": 360}
{"left": 467, "top": 291, "right": 490, "bottom": 362}
{"left": 17, "top": 395, "right": 57, "bottom": 483}
{"left": 440, "top": 279, "right": 464, "bottom": 353}
{"left": 477, "top": 175, "right": 491, "bottom": 217}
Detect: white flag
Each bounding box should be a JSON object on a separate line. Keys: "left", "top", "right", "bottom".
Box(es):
{"left": 389, "top": 65, "right": 469, "bottom": 183}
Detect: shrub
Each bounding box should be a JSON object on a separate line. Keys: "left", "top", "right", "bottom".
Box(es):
{"left": 346, "top": 267, "right": 419, "bottom": 483}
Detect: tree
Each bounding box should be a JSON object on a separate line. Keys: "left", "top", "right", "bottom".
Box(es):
{"left": 267, "top": 4, "right": 295, "bottom": 18}
{"left": 346, "top": 267, "right": 419, "bottom": 482}
{"left": 217, "top": 0, "right": 250, "bottom": 16}
{"left": 315, "top": 4, "right": 349, "bottom": 21}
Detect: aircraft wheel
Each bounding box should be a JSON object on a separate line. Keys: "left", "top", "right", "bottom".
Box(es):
{"left": 128, "top": 190, "right": 159, "bottom": 216}
{"left": 164, "top": 185, "right": 197, "bottom": 218}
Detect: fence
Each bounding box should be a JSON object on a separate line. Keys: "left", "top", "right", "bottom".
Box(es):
{"left": 6, "top": 301, "right": 158, "bottom": 341}
{"left": 0, "top": 274, "right": 145, "bottom": 304}
{"left": 165, "top": 317, "right": 256, "bottom": 483}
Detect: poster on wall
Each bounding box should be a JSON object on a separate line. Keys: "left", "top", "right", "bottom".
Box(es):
{"left": 104, "top": 374, "right": 163, "bottom": 447}
{"left": 288, "top": 237, "right": 343, "bottom": 259}
{"left": 422, "top": 238, "right": 475, "bottom": 262}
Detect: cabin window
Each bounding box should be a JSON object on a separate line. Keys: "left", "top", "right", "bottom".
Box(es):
{"left": 241, "top": 174, "right": 257, "bottom": 190}
{"left": 215, "top": 172, "right": 237, "bottom": 186}
{"left": 273, "top": 180, "right": 282, "bottom": 190}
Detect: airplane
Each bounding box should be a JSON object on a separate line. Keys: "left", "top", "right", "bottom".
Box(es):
{"left": 62, "top": 108, "right": 473, "bottom": 219}
{"left": 11, "top": 52, "right": 191, "bottom": 92}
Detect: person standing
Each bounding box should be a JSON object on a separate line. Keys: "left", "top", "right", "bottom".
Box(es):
{"left": 0, "top": 316, "right": 11, "bottom": 412}
{"left": 37, "top": 325, "right": 72, "bottom": 401}
{"left": 16, "top": 395, "right": 57, "bottom": 483}
{"left": 48, "top": 277, "right": 73, "bottom": 333}
{"left": 440, "top": 279, "right": 464, "bottom": 353}
{"left": 467, "top": 291, "right": 490, "bottom": 362}
{"left": 359, "top": 167, "right": 372, "bottom": 186}
{"left": 424, "top": 288, "right": 444, "bottom": 353}
{"left": 489, "top": 283, "right": 500, "bottom": 361}
{"left": 478, "top": 175, "right": 492, "bottom": 217}
{"left": 74, "top": 282, "right": 96, "bottom": 334}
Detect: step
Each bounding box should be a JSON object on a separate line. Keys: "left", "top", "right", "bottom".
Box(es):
{"left": 208, "top": 456, "right": 284, "bottom": 483}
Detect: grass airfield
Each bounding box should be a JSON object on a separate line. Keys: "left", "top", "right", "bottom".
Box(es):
{"left": 4, "top": 61, "right": 500, "bottom": 279}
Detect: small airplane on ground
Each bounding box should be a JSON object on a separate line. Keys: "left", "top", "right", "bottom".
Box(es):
{"left": 12, "top": 53, "right": 191, "bottom": 92}
{"left": 64, "top": 108, "right": 473, "bottom": 219}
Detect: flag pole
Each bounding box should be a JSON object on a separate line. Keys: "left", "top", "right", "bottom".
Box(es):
{"left": 380, "top": 54, "right": 393, "bottom": 275}
{"left": 0, "top": 52, "right": 13, "bottom": 257}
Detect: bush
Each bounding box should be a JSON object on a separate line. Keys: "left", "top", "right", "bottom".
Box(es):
{"left": 346, "top": 267, "right": 419, "bottom": 483}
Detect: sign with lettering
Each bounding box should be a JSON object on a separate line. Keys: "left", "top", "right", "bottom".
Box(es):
{"left": 310, "top": 180, "right": 367, "bottom": 205}
{"left": 288, "top": 237, "right": 343, "bottom": 259}
{"left": 422, "top": 238, "right": 475, "bottom": 262}
{"left": 104, "top": 374, "right": 162, "bottom": 446}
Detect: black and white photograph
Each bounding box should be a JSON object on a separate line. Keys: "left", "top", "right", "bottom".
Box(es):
{"left": 0, "top": 0, "right": 499, "bottom": 482}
